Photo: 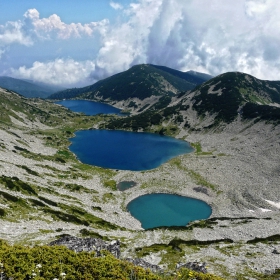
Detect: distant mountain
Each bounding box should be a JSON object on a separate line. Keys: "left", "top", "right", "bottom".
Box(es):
{"left": 49, "top": 64, "right": 212, "bottom": 111}
{"left": 149, "top": 65, "right": 212, "bottom": 85}
{"left": 0, "top": 76, "right": 65, "bottom": 98}
{"left": 103, "top": 72, "right": 280, "bottom": 132}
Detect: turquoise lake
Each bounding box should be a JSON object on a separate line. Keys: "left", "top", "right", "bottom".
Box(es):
{"left": 69, "top": 129, "right": 193, "bottom": 171}
{"left": 56, "top": 99, "right": 124, "bottom": 115}
{"left": 62, "top": 99, "right": 211, "bottom": 227}
{"left": 127, "top": 193, "right": 212, "bottom": 229}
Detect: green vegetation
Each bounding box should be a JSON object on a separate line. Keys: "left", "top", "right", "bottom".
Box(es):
{"left": 103, "top": 102, "right": 187, "bottom": 134}
{"left": 0, "top": 239, "right": 228, "bottom": 279}
{"left": 49, "top": 64, "right": 207, "bottom": 102}
{"left": 0, "top": 76, "right": 63, "bottom": 98}
{"left": 104, "top": 180, "right": 117, "bottom": 191}
{"left": 63, "top": 183, "right": 91, "bottom": 193}
{"left": 16, "top": 165, "right": 40, "bottom": 176}
{"left": 192, "top": 73, "right": 244, "bottom": 123}
{"left": 169, "top": 158, "right": 217, "bottom": 191}
{"left": 188, "top": 170, "right": 217, "bottom": 191}
{"left": 102, "top": 192, "right": 116, "bottom": 203}
{"left": 79, "top": 228, "right": 108, "bottom": 240}
{"left": 246, "top": 234, "right": 280, "bottom": 244}
{"left": 243, "top": 102, "right": 280, "bottom": 124}
{"left": 0, "top": 240, "right": 160, "bottom": 280}
{"left": 1, "top": 70, "right": 280, "bottom": 280}
{"left": 0, "top": 175, "right": 38, "bottom": 195}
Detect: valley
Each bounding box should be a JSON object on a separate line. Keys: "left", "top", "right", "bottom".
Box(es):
{"left": 0, "top": 67, "right": 280, "bottom": 279}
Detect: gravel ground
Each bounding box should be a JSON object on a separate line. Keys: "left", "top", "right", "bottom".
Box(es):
{"left": 0, "top": 94, "right": 280, "bottom": 278}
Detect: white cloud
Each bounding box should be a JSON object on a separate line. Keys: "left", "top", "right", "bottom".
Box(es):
{"left": 91, "top": 0, "right": 280, "bottom": 81}
{"left": 110, "top": 1, "right": 123, "bottom": 10}
{"left": 91, "top": 0, "right": 163, "bottom": 80}
{"left": 11, "top": 58, "right": 95, "bottom": 86}
{"left": 0, "top": 8, "right": 108, "bottom": 49}
{"left": 245, "top": 0, "right": 269, "bottom": 17}
{"left": 23, "top": 9, "right": 109, "bottom": 40}
{"left": 4, "top": 0, "right": 280, "bottom": 85}
{"left": 0, "top": 20, "right": 33, "bottom": 46}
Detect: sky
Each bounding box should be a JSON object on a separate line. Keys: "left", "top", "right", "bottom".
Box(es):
{"left": 0, "top": 0, "right": 280, "bottom": 87}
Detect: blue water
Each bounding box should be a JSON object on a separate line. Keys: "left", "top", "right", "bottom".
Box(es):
{"left": 117, "top": 181, "right": 137, "bottom": 191}
{"left": 56, "top": 100, "right": 124, "bottom": 116}
{"left": 127, "top": 193, "right": 212, "bottom": 229}
{"left": 69, "top": 130, "right": 193, "bottom": 171}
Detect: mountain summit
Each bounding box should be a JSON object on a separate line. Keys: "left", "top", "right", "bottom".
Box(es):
{"left": 49, "top": 64, "right": 212, "bottom": 111}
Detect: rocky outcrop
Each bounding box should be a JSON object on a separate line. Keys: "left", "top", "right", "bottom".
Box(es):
{"left": 49, "top": 235, "right": 120, "bottom": 259}
{"left": 176, "top": 261, "right": 208, "bottom": 273}
{"left": 49, "top": 235, "right": 164, "bottom": 272}
{"left": 125, "top": 258, "right": 163, "bottom": 273}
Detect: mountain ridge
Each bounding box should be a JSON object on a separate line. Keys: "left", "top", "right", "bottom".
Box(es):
{"left": 102, "top": 71, "right": 280, "bottom": 133}
{"left": 0, "top": 76, "right": 65, "bottom": 98}
{"left": 1, "top": 69, "right": 280, "bottom": 279}
{"left": 48, "top": 64, "right": 212, "bottom": 112}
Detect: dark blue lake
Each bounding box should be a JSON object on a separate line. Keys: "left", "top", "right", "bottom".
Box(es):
{"left": 69, "top": 130, "right": 193, "bottom": 171}
{"left": 56, "top": 100, "right": 124, "bottom": 115}
{"left": 127, "top": 193, "right": 212, "bottom": 229}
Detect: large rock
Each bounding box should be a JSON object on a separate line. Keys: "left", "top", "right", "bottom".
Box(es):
{"left": 49, "top": 235, "right": 120, "bottom": 259}
{"left": 126, "top": 258, "right": 163, "bottom": 273}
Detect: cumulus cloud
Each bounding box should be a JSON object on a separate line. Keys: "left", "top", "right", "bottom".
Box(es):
{"left": 23, "top": 9, "right": 109, "bottom": 40}
{"left": 110, "top": 1, "right": 123, "bottom": 10}
{"left": 11, "top": 58, "right": 95, "bottom": 86}
{"left": 92, "top": 0, "right": 280, "bottom": 81}
{"left": 4, "top": 0, "right": 280, "bottom": 86}
{"left": 0, "top": 20, "right": 33, "bottom": 46}
{"left": 91, "top": 0, "right": 163, "bottom": 80}
{"left": 0, "top": 8, "right": 108, "bottom": 47}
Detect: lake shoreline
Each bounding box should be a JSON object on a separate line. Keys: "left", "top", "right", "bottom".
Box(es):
{"left": 1, "top": 92, "right": 280, "bottom": 277}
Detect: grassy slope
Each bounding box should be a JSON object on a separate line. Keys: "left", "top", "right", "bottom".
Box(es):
{"left": 48, "top": 64, "right": 210, "bottom": 102}
{"left": 103, "top": 72, "right": 280, "bottom": 133}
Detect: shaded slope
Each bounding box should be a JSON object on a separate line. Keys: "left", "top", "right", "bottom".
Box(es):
{"left": 149, "top": 64, "right": 212, "bottom": 85}
{"left": 103, "top": 72, "right": 280, "bottom": 132}
{"left": 190, "top": 72, "right": 280, "bottom": 123}
{"left": 49, "top": 64, "right": 210, "bottom": 102}
{"left": 0, "top": 76, "right": 64, "bottom": 98}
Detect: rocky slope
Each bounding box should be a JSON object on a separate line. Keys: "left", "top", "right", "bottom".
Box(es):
{"left": 1, "top": 76, "right": 280, "bottom": 280}
{"left": 103, "top": 71, "right": 280, "bottom": 133}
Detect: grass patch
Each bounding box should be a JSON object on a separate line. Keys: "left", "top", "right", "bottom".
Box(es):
{"left": 79, "top": 228, "right": 109, "bottom": 240}
{"left": 16, "top": 165, "right": 40, "bottom": 176}
{"left": 104, "top": 180, "right": 117, "bottom": 191}
{"left": 247, "top": 234, "right": 280, "bottom": 244}
{"left": 0, "top": 176, "right": 37, "bottom": 195}
{"left": 192, "top": 142, "right": 202, "bottom": 153}
{"left": 188, "top": 170, "right": 217, "bottom": 191}
{"left": 102, "top": 192, "right": 116, "bottom": 203}
{"left": 64, "top": 183, "right": 91, "bottom": 193}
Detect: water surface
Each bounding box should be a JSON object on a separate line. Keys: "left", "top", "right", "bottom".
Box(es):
{"left": 117, "top": 181, "right": 137, "bottom": 191}
{"left": 69, "top": 129, "right": 193, "bottom": 171}
{"left": 56, "top": 99, "right": 123, "bottom": 115}
{"left": 127, "top": 193, "right": 212, "bottom": 229}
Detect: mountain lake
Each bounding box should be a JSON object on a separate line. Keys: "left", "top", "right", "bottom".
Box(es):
{"left": 56, "top": 99, "right": 125, "bottom": 115}
{"left": 62, "top": 99, "right": 211, "bottom": 227}
{"left": 127, "top": 193, "right": 212, "bottom": 229}
{"left": 69, "top": 129, "right": 193, "bottom": 171}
